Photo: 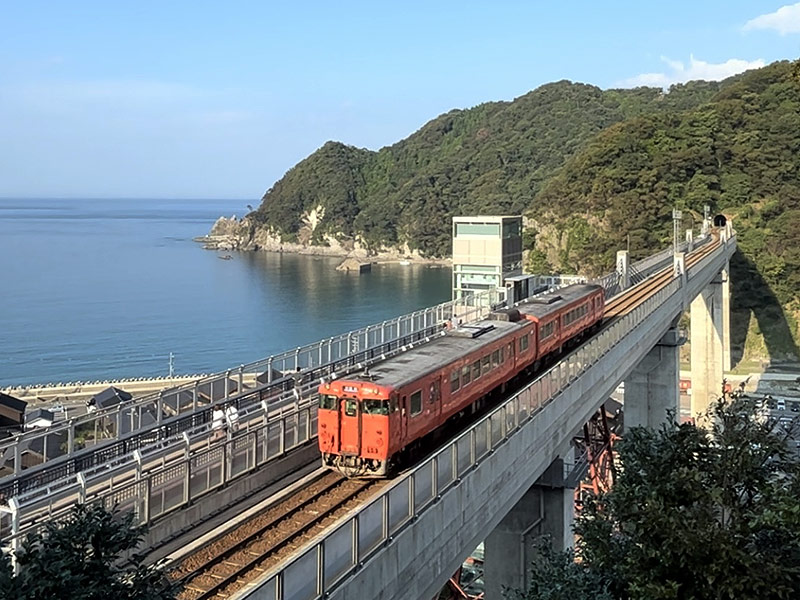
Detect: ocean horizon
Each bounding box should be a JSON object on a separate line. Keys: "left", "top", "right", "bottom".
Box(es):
{"left": 0, "top": 197, "right": 451, "bottom": 387}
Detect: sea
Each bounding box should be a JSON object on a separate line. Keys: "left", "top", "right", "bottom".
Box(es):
{"left": 0, "top": 198, "right": 452, "bottom": 387}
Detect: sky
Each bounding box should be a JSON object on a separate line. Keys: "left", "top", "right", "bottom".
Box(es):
{"left": 1, "top": 1, "right": 799, "bottom": 200}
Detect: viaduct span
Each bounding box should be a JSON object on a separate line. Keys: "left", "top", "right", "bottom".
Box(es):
{"left": 0, "top": 225, "right": 735, "bottom": 600}
{"left": 239, "top": 228, "right": 735, "bottom": 600}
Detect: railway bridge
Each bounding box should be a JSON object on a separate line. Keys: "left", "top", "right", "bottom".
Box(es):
{"left": 0, "top": 223, "right": 735, "bottom": 600}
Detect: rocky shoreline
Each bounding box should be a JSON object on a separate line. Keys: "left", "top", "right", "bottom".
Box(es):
{"left": 196, "top": 215, "right": 451, "bottom": 268}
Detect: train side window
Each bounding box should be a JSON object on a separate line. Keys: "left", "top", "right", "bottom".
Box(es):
{"left": 482, "top": 355, "right": 491, "bottom": 372}
{"left": 472, "top": 360, "right": 481, "bottom": 379}
{"left": 499, "top": 347, "right": 504, "bottom": 363}
{"left": 344, "top": 398, "right": 357, "bottom": 417}
{"left": 520, "top": 334, "right": 529, "bottom": 352}
{"left": 450, "top": 370, "right": 460, "bottom": 393}
{"left": 491, "top": 350, "right": 499, "bottom": 367}
{"left": 410, "top": 390, "right": 422, "bottom": 416}
{"left": 462, "top": 365, "right": 471, "bottom": 386}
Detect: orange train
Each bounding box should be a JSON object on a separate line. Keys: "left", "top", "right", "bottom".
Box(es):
{"left": 317, "top": 284, "right": 605, "bottom": 476}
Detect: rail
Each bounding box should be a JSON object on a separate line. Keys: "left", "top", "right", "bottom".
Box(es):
{"left": 0, "top": 292, "right": 509, "bottom": 545}
{"left": 0, "top": 287, "right": 508, "bottom": 482}
{"left": 241, "top": 235, "right": 732, "bottom": 600}
{"left": 0, "top": 234, "right": 723, "bottom": 548}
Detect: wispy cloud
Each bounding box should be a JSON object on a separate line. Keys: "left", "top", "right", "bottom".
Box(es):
{"left": 743, "top": 3, "right": 800, "bottom": 35}
{"left": 619, "top": 55, "right": 765, "bottom": 89}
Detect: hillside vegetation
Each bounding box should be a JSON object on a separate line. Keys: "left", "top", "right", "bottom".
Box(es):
{"left": 252, "top": 61, "right": 800, "bottom": 359}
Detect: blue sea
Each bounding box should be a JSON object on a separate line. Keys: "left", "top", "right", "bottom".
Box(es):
{"left": 0, "top": 198, "right": 452, "bottom": 387}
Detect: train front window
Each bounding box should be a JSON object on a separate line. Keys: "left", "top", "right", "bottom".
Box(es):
{"left": 319, "top": 395, "right": 338, "bottom": 410}
{"left": 362, "top": 399, "right": 389, "bottom": 415}
{"left": 344, "top": 398, "right": 358, "bottom": 417}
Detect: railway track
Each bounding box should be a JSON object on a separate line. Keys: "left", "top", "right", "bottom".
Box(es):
{"left": 165, "top": 239, "right": 721, "bottom": 599}
{"left": 604, "top": 237, "right": 718, "bottom": 318}
{"left": 171, "top": 471, "right": 385, "bottom": 600}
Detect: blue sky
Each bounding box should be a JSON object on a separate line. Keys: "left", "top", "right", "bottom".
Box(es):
{"left": 1, "top": 1, "right": 798, "bottom": 200}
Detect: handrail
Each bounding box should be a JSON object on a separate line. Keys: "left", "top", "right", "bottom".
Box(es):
{"left": 0, "top": 236, "right": 737, "bottom": 561}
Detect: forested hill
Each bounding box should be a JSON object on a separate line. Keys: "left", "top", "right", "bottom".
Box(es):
{"left": 252, "top": 78, "right": 722, "bottom": 255}
{"left": 251, "top": 60, "right": 800, "bottom": 358}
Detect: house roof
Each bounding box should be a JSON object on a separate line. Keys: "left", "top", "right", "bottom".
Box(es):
{"left": 26, "top": 408, "right": 54, "bottom": 423}
{"left": 90, "top": 386, "right": 133, "bottom": 408}
{"left": 0, "top": 392, "right": 27, "bottom": 413}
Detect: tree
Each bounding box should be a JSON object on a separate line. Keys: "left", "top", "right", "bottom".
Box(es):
{"left": 512, "top": 396, "right": 800, "bottom": 600}
{"left": 0, "top": 503, "right": 179, "bottom": 600}
{"left": 505, "top": 538, "right": 613, "bottom": 600}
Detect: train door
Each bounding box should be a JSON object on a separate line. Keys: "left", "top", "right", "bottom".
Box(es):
{"left": 400, "top": 395, "right": 408, "bottom": 443}
{"left": 339, "top": 395, "right": 361, "bottom": 455}
{"left": 430, "top": 377, "right": 441, "bottom": 418}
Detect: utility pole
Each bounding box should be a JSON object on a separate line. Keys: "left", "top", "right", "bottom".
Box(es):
{"left": 169, "top": 352, "right": 174, "bottom": 378}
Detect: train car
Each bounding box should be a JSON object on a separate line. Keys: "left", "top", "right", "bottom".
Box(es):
{"left": 515, "top": 283, "right": 604, "bottom": 361}
{"left": 317, "top": 283, "right": 603, "bottom": 477}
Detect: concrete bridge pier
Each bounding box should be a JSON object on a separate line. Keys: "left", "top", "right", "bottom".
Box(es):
{"left": 690, "top": 263, "right": 730, "bottom": 420}
{"left": 625, "top": 322, "right": 682, "bottom": 429}
{"left": 484, "top": 459, "right": 573, "bottom": 599}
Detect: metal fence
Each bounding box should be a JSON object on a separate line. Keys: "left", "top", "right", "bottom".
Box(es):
{"left": 0, "top": 288, "right": 511, "bottom": 544}
{"left": 244, "top": 238, "right": 731, "bottom": 600}
{"left": 0, "top": 288, "right": 508, "bottom": 480}
{"left": 0, "top": 235, "right": 724, "bottom": 550}
{"left": 0, "top": 237, "right": 692, "bottom": 504}
{"left": 1, "top": 389, "right": 318, "bottom": 549}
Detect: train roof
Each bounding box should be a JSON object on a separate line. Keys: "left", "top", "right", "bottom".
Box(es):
{"left": 342, "top": 319, "right": 527, "bottom": 391}
{"left": 515, "top": 283, "right": 601, "bottom": 320}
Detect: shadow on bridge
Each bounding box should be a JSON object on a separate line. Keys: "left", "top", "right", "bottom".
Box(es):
{"left": 730, "top": 249, "right": 799, "bottom": 368}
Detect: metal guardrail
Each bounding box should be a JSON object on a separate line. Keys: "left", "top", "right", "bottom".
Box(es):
{"left": 596, "top": 233, "right": 711, "bottom": 296}
{"left": 242, "top": 236, "right": 733, "bottom": 600}
{"left": 1, "top": 392, "right": 318, "bottom": 551}
{"left": 0, "top": 291, "right": 510, "bottom": 545}
{"left": 0, "top": 235, "right": 726, "bottom": 549}
{"left": 0, "top": 288, "right": 507, "bottom": 480}
{"left": 0, "top": 270, "right": 612, "bottom": 543}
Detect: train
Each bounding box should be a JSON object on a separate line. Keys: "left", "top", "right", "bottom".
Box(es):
{"left": 317, "top": 283, "right": 605, "bottom": 477}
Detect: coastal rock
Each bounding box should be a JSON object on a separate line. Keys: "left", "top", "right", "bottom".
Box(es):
{"left": 199, "top": 215, "right": 452, "bottom": 267}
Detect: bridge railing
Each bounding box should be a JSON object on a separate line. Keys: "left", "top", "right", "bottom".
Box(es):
{"left": 0, "top": 294, "right": 511, "bottom": 542}
{"left": 0, "top": 287, "right": 507, "bottom": 476}
{"left": 0, "top": 236, "right": 733, "bottom": 552}
{"left": 243, "top": 277, "right": 691, "bottom": 600}
{"left": 242, "top": 236, "right": 733, "bottom": 600}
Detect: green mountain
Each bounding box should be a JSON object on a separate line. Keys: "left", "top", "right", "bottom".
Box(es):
{"left": 252, "top": 60, "right": 800, "bottom": 361}
{"left": 253, "top": 79, "right": 721, "bottom": 255}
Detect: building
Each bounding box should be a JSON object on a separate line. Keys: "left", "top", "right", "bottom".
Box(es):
{"left": 87, "top": 386, "right": 133, "bottom": 412}
{"left": 25, "top": 408, "right": 54, "bottom": 429}
{"left": 452, "top": 215, "right": 523, "bottom": 301}
{"left": 0, "top": 392, "right": 27, "bottom": 432}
